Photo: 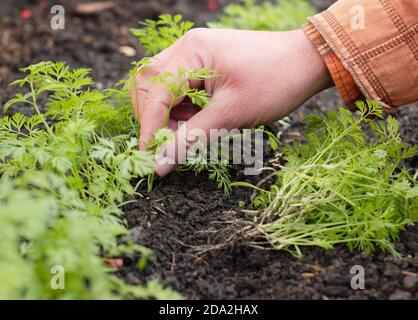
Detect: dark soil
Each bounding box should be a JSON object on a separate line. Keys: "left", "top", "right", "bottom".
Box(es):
{"left": 1, "top": 0, "right": 417, "bottom": 300}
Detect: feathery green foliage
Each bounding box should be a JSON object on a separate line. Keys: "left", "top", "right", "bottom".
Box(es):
{"left": 131, "top": 14, "right": 194, "bottom": 56}
{"left": 0, "top": 61, "right": 180, "bottom": 299}
{"left": 208, "top": 0, "right": 315, "bottom": 31}
{"left": 238, "top": 101, "right": 418, "bottom": 258}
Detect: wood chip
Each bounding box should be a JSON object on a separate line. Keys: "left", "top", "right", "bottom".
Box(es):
{"left": 301, "top": 272, "right": 315, "bottom": 279}
{"left": 74, "top": 1, "right": 116, "bottom": 15}
{"left": 307, "top": 263, "right": 326, "bottom": 273}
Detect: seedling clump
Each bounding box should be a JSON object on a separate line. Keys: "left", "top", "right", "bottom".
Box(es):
{"left": 0, "top": 62, "right": 180, "bottom": 299}
{"left": 239, "top": 101, "right": 418, "bottom": 258}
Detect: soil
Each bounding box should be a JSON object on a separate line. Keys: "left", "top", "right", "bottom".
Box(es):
{"left": 1, "top": 0, "right": 417, "bottom": 300}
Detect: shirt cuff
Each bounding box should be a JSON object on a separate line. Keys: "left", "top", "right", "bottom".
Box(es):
{"left": 303, "top": 22, "right": 363, "bottom": 112}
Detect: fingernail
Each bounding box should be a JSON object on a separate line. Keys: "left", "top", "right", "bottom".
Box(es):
{"left": 154, "top": 142, "right": 177, "bottom": 177}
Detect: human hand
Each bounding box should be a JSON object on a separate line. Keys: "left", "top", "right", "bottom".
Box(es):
{"left": 131, "top": 28, "right": 332, "bottom": 176}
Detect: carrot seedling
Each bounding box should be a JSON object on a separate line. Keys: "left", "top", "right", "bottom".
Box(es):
{"left": 0, "top": 61, "right": 180, "bottom": 299}
{"left": 236, "top": 101, "right": 418, "bottom": 258}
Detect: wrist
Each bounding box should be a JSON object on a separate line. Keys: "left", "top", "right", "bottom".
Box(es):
{"left": 295, "top": 28, "right": 334, "bottom": 94}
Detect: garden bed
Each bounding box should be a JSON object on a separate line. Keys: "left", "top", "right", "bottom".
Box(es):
{"left": 1, "top": 0, "right": 417, "bottom": 299}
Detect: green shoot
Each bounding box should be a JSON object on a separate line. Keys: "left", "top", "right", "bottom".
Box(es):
{"left": 180, "top": 138, "right": 233, "bottom": 195}
{"left": 146, "top": 127, "right": 175, "bottom": 153}
{"left": 130, "top": 14, "right": 193, "bottom": 55}
{"left": 208, "top": 0, "right": 315, "bottom": 31}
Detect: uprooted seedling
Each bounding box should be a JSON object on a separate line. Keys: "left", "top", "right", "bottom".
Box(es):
{"left": 234, "top": 101, "right": 418, "bottom": 258}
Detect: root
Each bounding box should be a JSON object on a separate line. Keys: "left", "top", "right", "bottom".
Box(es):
{"left": 172, "top": 216, "right": 272, "bottom": 256}
{"left": 250, "top": 172, "right": 277, "bottom": 199}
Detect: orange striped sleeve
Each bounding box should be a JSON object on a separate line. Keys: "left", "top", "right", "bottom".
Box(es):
{"left": 304, "top": 22, "right": 363, "bottom": 111}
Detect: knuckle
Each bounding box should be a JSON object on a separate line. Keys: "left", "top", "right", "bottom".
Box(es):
{"left": 215, "top": 104, "right": 238, "bottom": 129}
{"left": 136, "top": 65, "right": 155, "bottom": 82}
{"left": 135, "top": 58, "right": 161, "bottom": 84}
{"left": 182, "top": 28, "right": 208, "bottom": 45}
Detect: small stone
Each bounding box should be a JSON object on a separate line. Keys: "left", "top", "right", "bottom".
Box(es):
{"left": 119, "top": 46, "right": 136, "bottom": 57}
{"left": 128, "top": 226, "right": 145, "bottom": 243}
{"left": 383, "top": 263, "right": 400, "bottom": 277}
{"left": 403, "top": 276, "right": 418, "bottom": 289}
{"left": 389, "top": 290, "right": 412, "bottom": 300}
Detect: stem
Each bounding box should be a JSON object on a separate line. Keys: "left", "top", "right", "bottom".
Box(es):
{"left": 1, "top": 127, "right": 30, "bottom": 138}
{"left": 163, "top": 97, "right": 176, "bottom": 128}
{"left": 147, "top": 173, "right": 155, "bottom": 193}
{"left": 29, "top": 82, "right": 53, "bottom": 135}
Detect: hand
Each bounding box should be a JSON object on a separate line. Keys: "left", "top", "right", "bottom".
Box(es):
{"left": 131, "top": 28, "right": 333, "bottom": 176}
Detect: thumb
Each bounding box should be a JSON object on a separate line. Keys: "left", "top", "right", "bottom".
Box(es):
{"left": 138, "top": 84, "right": 174, "bottom": 150}
{"left": 155, "top": 97, "right": 235, "bottom": 177}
